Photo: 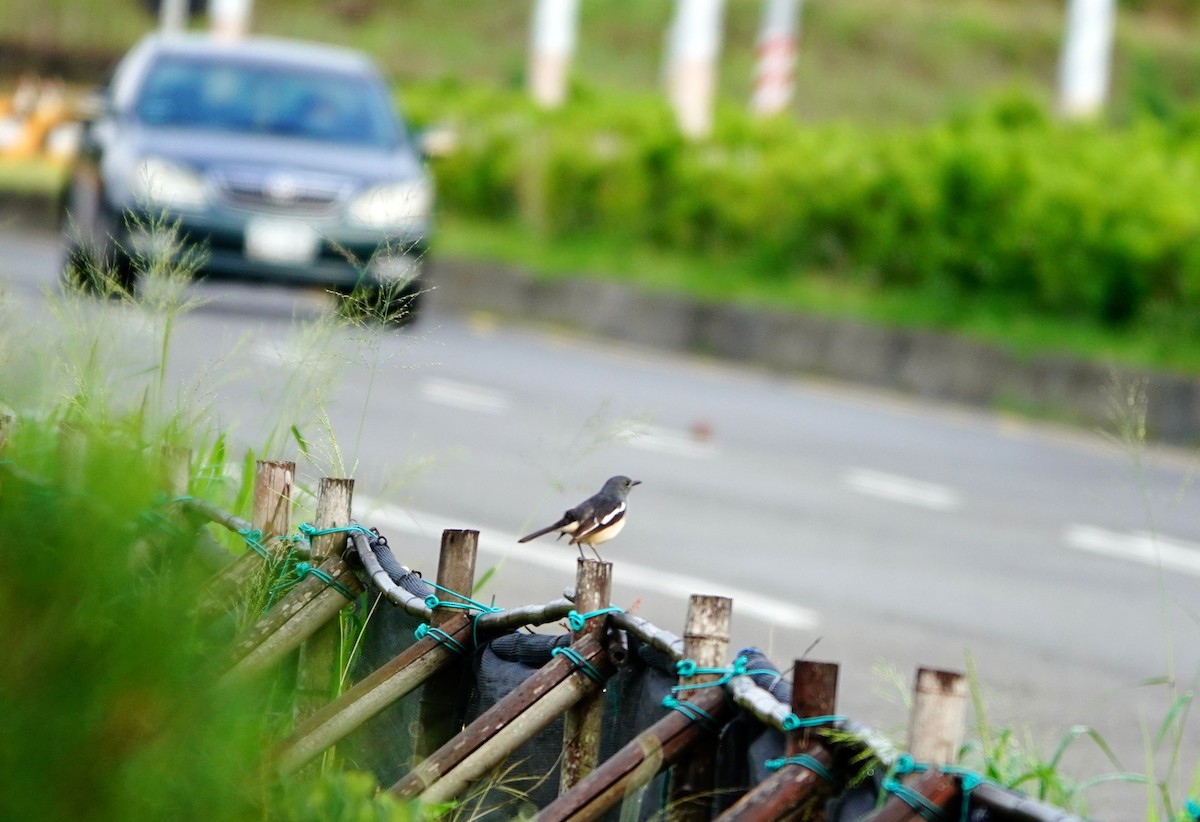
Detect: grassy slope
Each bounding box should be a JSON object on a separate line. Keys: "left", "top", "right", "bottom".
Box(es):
{"left": 4, "top": 1, "right": 1200, "bottom": 375}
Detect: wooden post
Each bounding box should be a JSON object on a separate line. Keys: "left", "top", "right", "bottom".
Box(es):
{"left": 161, "top": 446, "right": 191, "bottom": 498}
{"left": 714, "top": 659, "right": 840, "bottom": 822}
{"left": 203, "top": 460, "right": 296, "bottom": 603}
{"left": 275, "top": 612, "right": 473, "bottom": 773}
{"left": 414, "top": 529, "right": 479, "bottom": 761}
{"left": 668, "top": 594, "right": 732, "bottom": 822}
{"left": 560, "top": 558, "right": 613, "bottom": 793}
{"left": 295, "top": 478, "right": 355, "bottom": 724}
{"left": 907, "top": 667, "right": 967, "bottom": 767}
{"left": 253, "top": 460, "right": 295, "bottom": 545}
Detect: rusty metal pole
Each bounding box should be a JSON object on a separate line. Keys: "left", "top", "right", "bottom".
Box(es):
{"left": 295, "top": 477, "right": 355, "bottom": 725}
{"left": 668, "top": 594, "right": 732, "bottom": 822}
{"left": 907, "top": 667, "right": 967, "bottom": 767}
{"left": 560, "top": 558, "right": 614, "bottom": 793}
{"left": 414, "top": 529, "right": 479, "bottom": 762}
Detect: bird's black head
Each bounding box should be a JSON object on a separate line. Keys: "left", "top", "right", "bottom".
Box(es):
{"left": 603, "top": 475, "right": 641, "bottom": 496}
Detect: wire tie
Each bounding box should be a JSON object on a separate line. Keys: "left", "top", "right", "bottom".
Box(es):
{"left": 661, "top": 695, "right": 719, "bottom": 732}
{"left": 414, "top": 623, "right": 466, "bottom": 655}
{"left": 764, "top": 753, "right": 837, "bottom": 785}
{"left": 566, "top": 606, "right": 623, "bottom": 632}
{"left": 238, "top": 527, "right": 270, "bottom": 559}
{"left": 551, "top": 646, "right": 605, "bottom": 683}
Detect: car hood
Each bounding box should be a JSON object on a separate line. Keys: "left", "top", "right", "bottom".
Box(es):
{"left": 128, "top": 125, "right": 424, "bottom": 183}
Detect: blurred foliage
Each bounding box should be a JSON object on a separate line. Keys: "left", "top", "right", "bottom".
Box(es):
{"left": 402, "top": 81, "right": 1200, "bottom": 345}
{"left": 0, "top": 415, "right": 421, "bottom": 821}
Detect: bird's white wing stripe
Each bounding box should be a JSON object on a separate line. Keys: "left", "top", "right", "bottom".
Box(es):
{"left": 599, "top": 501, "right": 625, "bottom": 526}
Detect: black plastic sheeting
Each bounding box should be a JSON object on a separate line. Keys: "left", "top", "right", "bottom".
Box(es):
{"left": 342, "top": 532, "right": 1085, "bottom": 821}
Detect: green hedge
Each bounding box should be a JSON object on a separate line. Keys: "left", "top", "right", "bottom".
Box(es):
{"left": 403, "top": 83, "right": 1200, "bottom": 329}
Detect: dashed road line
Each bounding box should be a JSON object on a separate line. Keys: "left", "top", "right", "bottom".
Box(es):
{"left": 844, "top": 468, "right": 961, "bottom": 511}
{"left": 1064, "top": 524, "right": 1200, "bottom": 577}
{"left": 418, "top": 378, "right": 510, "bottom": 415}
{"left": 362, "top": 499, "right": 818, "bottom": 631}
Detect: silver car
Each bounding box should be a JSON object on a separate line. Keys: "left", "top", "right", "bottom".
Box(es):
{"left": 63, "top": 32, "right": 433, "bottom": 318}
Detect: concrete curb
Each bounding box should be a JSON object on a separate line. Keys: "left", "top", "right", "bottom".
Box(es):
{"left": 427, "top": 257, "right": 1200, "bottom": 447}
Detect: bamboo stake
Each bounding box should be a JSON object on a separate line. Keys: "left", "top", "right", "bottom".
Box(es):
{"left": 225, "top": 556, "right": 363, "bottom": 679}
{"left": 560, "top": 558, "right": 613, "bottom": 793}
{"left": 715, "top": 660, "right": 840, "bottom": 822}
{"left": 274, "top": 612, "right": 473, "bottom": 773}
{"left": 415, "top": 529, "right": 479, "bottom": 761}
{"left": 907, "top": 668, "right": 967, "bottom": 767}
{"left": 390, "top": 632, "right": 615, "bottom": 803}
{"left": 295, "top": 477, "right": 355, "bottom": 722}
{"left": 668, "top": 594, "right": 733, "bottom": 822}
{"left": 863, "top": 769, "right": 958, "bottom": 822}
{"left": 0, "top": 413, "right": 10, "bottom": 496}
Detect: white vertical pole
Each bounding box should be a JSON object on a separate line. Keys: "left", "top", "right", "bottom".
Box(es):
{"left": 664, "top": 0, "right": 726, "bottom": 139}
{"left": 209, "top": 0, "right": 253, "bottom": 40}
{"left": 529, "top": 0, "right": 581, "bottom": 109}
{"left": 751, "top": 0, "right": 801, "bottom": 116}
{"left": 159, "top": 0, "right": 189, "bottom": 32}
{"left": 1058, "top": 0, "right": 1116, "bottom": 118}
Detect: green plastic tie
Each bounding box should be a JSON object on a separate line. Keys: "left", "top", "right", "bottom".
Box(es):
{"left": 423, "top": 580, "right": 504, "bottom": 616}
{"left": 567, "top": 606, "right": 623, "bottom": 632}
{"left": 661, "top": 695, "right": 719, "bottom": 732}
{"left": 414, "top": 622, "right": 467, "bottom": 655}
{"left": 238, "top": 527, "right": 271, "bottom": 559}
{"left": 764, "top": 753, "right": 837, "bottom": 786}
{"left": 551, "top": 646, "right": 605, "bottom": 683}
{"left": 293, "top": 561, "right": 356, "bottom": 601}
{"left": 781, "top": 712, "right": 846, "bottom": 732}
{"left": 880, "top": 755, "right": 950, "bottom": 822}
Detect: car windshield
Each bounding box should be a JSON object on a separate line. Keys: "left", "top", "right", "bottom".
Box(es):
{"left": 131, "top": 54, "right": 400, "bottom": 148}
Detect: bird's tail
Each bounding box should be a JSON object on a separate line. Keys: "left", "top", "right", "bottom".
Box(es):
{"left": 518, "top": 518, "right": 569, "bottom": 543}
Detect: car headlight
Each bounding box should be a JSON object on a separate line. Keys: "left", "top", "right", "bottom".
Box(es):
{"left": 132, "top": 156, "right": 209, "bottom": 209}
{"left": 348, "top": 180, "right": 432, "bottom": 229}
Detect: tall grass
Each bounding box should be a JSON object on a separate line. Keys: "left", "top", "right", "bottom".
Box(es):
{"left": 0, "top": 218, "right": 430, "bottom": 820}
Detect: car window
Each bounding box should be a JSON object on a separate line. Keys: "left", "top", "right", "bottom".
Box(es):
{"left": 132, "top": 54, "right": 400, "bottom": 148}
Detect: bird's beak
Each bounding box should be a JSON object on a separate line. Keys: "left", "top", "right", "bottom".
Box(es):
{"left": 631, "top": 479, "right": 642, "bottom": 486}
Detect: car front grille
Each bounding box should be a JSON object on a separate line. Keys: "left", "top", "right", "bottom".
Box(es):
{"left": 213, "top": 170, "right": 348, "bottom": 216}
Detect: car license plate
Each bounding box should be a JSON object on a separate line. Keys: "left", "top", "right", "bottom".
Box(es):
{"left": 245, "top": 218, "right": 319, "bottom": 265}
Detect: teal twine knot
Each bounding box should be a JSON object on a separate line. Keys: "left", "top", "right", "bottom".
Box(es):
{"left": 423, "top": 580, "right": 504, "bottom": 616}
{"left": 764, "top": 753, "right": 837, "bottom": 786}
{"left": 297, "top": 522, "right": 375, "bottom": 540}
{"left": 293, "top": 561, "right": 356, "bottom": 601}
{"left": 672, "top": 654, "right": 777, "bottom": 693}
{"left": 238, "top": 527, "right": 270, "bottom": 559}
{"left": 661, "top": 695, "right": 719, "bottom": 732}
{"left": 566, "top": 606, "right": 623, "bottom": 632}
{"left": 551, "top": 646, "right": 605, "bottom": 683}
{"left": 781, "top": 712, "right": 847, "bottom": 732}
{"left": 414, "top": 623, "right": 466, "bottom": 655}
{"left": 880, "top": 755, "right": 949, "bottom": 822}
{"left": 1185, "top": 799, "right": 1199, "bottom": 820}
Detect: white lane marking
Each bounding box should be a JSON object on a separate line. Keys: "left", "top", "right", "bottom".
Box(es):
{"left": 844, "top": 468, "right": 961, "bottom": 511}
{"left": 362, "top": 500, "right": 818, "bottom": 631}
{"left": 1064, "top": 524, "right": 1200, "bottom": 577}
{"left": 617, "top": 423, "right": 716, "bottom": 459}
{"left": 419, "top": 378, "right": 510, "bottom": 415}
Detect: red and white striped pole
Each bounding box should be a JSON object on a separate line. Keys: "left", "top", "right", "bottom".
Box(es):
{"left": 751, "top": 0, "right": 800, "bottom": 117}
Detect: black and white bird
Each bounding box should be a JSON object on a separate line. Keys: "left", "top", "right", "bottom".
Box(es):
{"left": 518, "top": 476, "right": 641, "bottom": 561}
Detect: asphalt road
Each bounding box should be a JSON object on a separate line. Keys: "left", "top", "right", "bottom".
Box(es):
{"left": 3, "top": 227, "right": 1198, "bottom": 819}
